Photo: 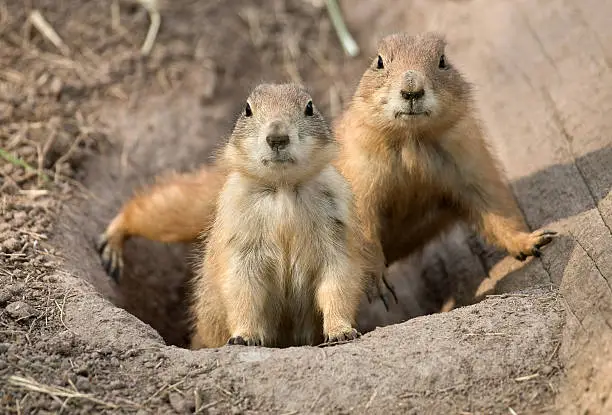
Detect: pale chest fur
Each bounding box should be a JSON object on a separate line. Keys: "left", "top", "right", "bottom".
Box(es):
{"left": 215, "top": 167, "right": 351, "bottom": 290}
{"left": 347, "top": 130, "right": 462, "bottom": 260}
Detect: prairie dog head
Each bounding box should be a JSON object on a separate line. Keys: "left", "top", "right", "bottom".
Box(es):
{"left": 354, "top": 32, "right": 472, "bottom": 134}
{"left": 224, "top": 83, "right": 336, "bottom": 185}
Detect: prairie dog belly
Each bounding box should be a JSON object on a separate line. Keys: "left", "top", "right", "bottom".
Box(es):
{"left": 217, "top": 167, "right": 350, "bottom": 346}
{"left": 379, "top": 188, "right": 459, "bottom": 264}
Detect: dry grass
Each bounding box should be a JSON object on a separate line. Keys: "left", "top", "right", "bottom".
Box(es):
{"left": 8, "top": 375, "right": 140, "bottom": 411}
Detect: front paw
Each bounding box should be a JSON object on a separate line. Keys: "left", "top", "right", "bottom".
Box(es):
{"left": 512, "top": 230, "right": 558, "bottom": 261}
{"left": 323, "top": 328, "right": 361, "bottom": 345}
{"left": 96, "top": 232, "right": 124, "bottom": 282}
{"left": 227, "top": 335, "right": 262, "bottom": 347}
{"left": 366, "top": 266, "right": 399, "bottom": 311}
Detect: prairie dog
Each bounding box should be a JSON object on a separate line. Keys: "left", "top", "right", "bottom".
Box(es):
{"left": 334, "top": 32, "right": 556, "bottom": 292}
{"left": 189, "top": 83, "right": 363, "bottom": 348}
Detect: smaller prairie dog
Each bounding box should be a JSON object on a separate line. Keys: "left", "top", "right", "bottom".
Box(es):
{"left": 335, "top": 32, "right": 557, "bottom": 294}
{"left": 190, "top": 84, "right": 364, "bottom": 348}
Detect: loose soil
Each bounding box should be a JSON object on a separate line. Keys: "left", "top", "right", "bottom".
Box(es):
{"left": 1, "top": 0, "right": 611, "bottom": 414}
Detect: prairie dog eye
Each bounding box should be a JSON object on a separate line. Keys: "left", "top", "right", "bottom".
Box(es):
{"left": 376, "top": 55, "right": 384, "bottom": 69}
{"left": 438, "top": 54, "right": 448, "bottom": 69}
{"left": 245, "top": 102, "right": 253, "bottom": 117}
{"left": 305, "top": 100, "right": 314, "bottom": 116}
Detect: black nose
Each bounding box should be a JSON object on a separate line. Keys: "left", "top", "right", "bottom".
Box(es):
{"left": 266, "top": 134, "right": 290, "bottom": 150}
{"left": 401, "top": 89, "right": 425, "bottom": 100}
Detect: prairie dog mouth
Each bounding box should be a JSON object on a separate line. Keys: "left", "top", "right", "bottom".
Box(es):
{"left": 395, "top": 110, "right": 431, "bottom": 118}
{"left": 262, "top": 154, "right": 296, "bottom": 166}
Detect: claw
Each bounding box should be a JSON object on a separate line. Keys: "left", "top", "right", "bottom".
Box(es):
{"left": 323, "top": 328, "right": 361, "bottom": 345}
{"left": 382, "top": 275, "right": 398, "bottom": 305}
{"left": 110, "top": 264, "right": 121, "bottom": 282}
{"left": 96, "top": 232, "right": 123, "bottom": 282}
{"left": 228, "top": 335, "right": 261, "bottom": 346}
{"left": 535, "top": 230, "right": 558, "bottom": 248}
{"left": 513, "top": 229, "right": 558, "bottom": 262}
{"left": 227, "top": 336, "right": 246, "bottom": 346}
{"left": 379, "top": 292, "right": 390, "bottom": 311}
{"left": 95, "top": 234, "right": 108, "bottom": 254}
{"left": 535, "top": 238, "right": 553, "bottom": 249}
{"left": 515, "top": 252, "right": 527, "bottom": 261}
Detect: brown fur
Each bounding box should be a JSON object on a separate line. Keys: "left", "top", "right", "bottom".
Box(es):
{"left": 190, "top": 83, "right": 364, "bottom": 348}
{"left": 334, "top": 32, "right": 556, "bottom": 292}
{"left": 97, "top": 32, "right": 556, "bottom": 320}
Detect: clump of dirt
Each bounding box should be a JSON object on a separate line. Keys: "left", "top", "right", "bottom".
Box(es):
{"left": 2, "top": 0, "right": 611, "bottom": 414}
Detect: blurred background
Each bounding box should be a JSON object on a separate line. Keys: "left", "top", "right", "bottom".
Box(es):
{"left": 2, "top": 0, "right": 611, "bottom": 413}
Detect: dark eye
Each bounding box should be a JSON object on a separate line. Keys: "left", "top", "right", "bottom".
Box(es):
{"left": 438, "top": 54, "right": 448, "bottom": 69}
{"left": 305, "top": 100, "right": 314, "bottom": 116}
{"left": 376, "top": 55, "right": 384, "bottom": 69}
{"left": 244, "top": 102, "right": 252, "bottom": 117}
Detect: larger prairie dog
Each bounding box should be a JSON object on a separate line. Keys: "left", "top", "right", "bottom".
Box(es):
{"left": 334, "top": 32, "right": 556, "bottom": 292}
{"left": 190, "top": 83, "right": 363, "bottom": 348}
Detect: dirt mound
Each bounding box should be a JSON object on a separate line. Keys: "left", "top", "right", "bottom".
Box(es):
{"left": 2, "top": 0, "right": 611, "bottom": 413}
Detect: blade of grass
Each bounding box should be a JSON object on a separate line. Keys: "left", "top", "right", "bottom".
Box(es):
{"left": 325, "top": 0, "right": 360, "bottom": 57}
{"left": 0, "top": 148, "right": 50, "bottom": 182}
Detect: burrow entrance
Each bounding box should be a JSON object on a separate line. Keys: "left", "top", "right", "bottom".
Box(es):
{"left": 52, "top": 80, "right": 540, "bottom": 347}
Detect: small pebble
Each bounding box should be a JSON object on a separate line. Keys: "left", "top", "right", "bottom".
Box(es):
{"left": 49, "top": 77, "right": 63, "bottom": 96}
{"left": 168, "top": 392, "right": 188, "bottom": 414}
{"left": 5, "top": 301, "right": 37, "bottom": 319}
{"left": 0, "top": 343, "right": 9, "bottom": 353}
{"left": 42, "top": 275, "right": 57, "bottom": 283}
{"left": 12, "top": 211, "right": 27, "bottom": 227}
{"left": 0, "top": 290, "right": 11, "bottom": 306}
{"left": 9, "top": 283, "right": 24, "bottom": 295}
{"left": 75, "top": 376, "right": 91, "bottom": 392}
{"left": 108, "top": 380, "right": 125, "bottom": 389}
{"left": 53, "top": 331, "right": 75, "bottom": 355}
{"left": 48, "top": 400, "right": 61, "bottom": 411}
{"left": 1, "top": 237, "right": 20, "bottom": 253}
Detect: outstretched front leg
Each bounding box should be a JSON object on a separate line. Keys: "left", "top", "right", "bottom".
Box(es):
{"left": 450, "top": 125, "right": 557, "bottom": 261}
{"left": 96, "top": 167, "right": 225, "bottom": 281}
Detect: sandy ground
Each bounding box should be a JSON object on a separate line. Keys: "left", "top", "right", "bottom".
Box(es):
{"left": 1, "top": 0, "right": 611, "bottom": 413}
